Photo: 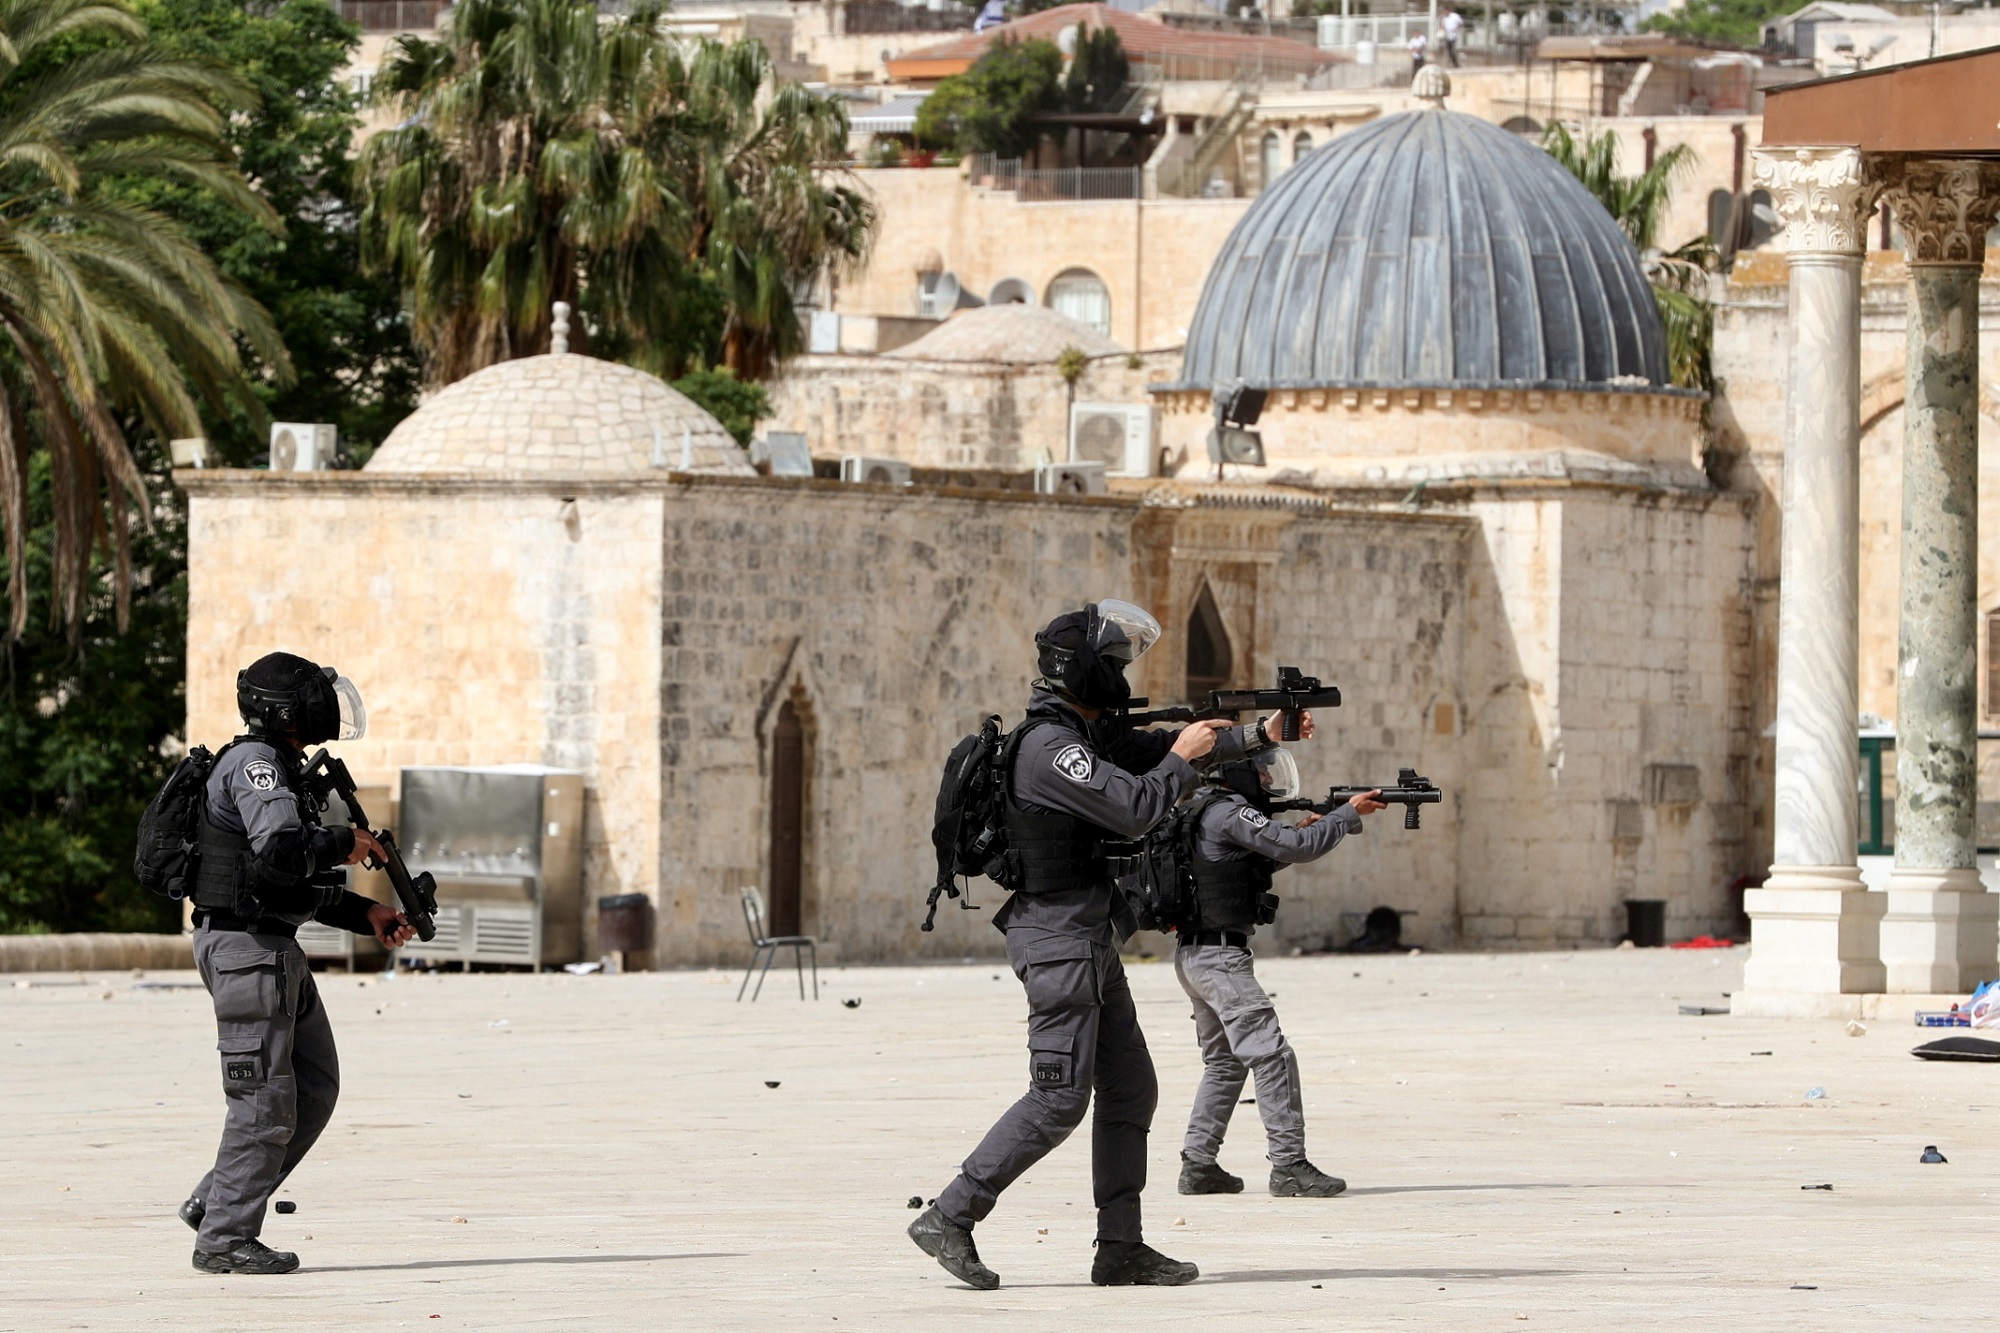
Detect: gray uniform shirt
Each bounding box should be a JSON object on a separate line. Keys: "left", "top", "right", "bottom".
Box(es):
{"left": 1194, "top": 792, "right": 1362, "bottom": 866}
{"left": 994, "top": 689, "right": 1259, "bottom": 953}
{"left": 205, "top": 739, "right": 357, "bottom": 929}
{"left": 1191, "top": 792, "right": 1362, "bottom": 937}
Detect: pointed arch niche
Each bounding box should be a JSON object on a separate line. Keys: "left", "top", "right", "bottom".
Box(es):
{"left": 1185, "top": 582, "right": 1234, "bottom": 701}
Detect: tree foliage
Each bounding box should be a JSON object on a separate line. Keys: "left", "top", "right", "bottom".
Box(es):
{"left": 0, "top": 445, "right": 184, "bottom": 934}
{"left": 0, "top": 0, "right": 287, "bottom": 639}
{"left": 1641, "top": 0, "right": 1795, "bottom": 48}
{"left": 123, "top": 0, "right": 421, "bottom": 467}
{"left": 915, "top": 29, "right": 1131, "bottom": 156}
{"left": 917, "top": 37, "right": 1064, "bottom": 158}
{"left": 671, "top": 366, "right": 769, "bottom": 447}
{"left": 361, "top": 0, "right": 874, "bottom": 384}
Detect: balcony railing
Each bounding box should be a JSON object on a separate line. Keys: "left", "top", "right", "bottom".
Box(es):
{"left": 967, "top": 156, "right": 1141, "bottom": 201}
{"left": 334, "top": 0, "right": 446, "bottom": 31}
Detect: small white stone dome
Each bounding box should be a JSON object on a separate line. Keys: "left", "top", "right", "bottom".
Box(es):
{"left": 892, "top": 304, "right": 1123, "bottom": 364}
{"left": 367, "top": 353, "right": 753, "bottom": 476}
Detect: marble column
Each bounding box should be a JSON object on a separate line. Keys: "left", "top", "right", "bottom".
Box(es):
{"left": 1737, "top": 147, "right": 1885, "bottom": 1017}
{"left": 1875, "top": 158, "right": 2000, "bottom": 994}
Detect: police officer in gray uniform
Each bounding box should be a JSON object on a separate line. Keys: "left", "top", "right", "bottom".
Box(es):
{"left": 1174, "top": 745, "right": 1384, "bottom": 1199}
{"left": 910, "top": 600, "right": 1260, "bottom": 1291}
{"left": 178, "top": 652, "right": 414, "bottom": 1275}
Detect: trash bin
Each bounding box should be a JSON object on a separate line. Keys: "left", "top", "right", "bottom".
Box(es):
{"left": 1624, "top": 898, "right": 1667, "bottom": 948}
{"left": 597, "top": 893, "right": 653, "bottom": 954}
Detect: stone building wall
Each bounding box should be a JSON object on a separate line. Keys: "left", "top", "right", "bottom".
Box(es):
{"left": 185, "top": 475, "right": 668, "bottom": 915}
{"left": 763, "top": 349, "right": 1180, "bottom": 469}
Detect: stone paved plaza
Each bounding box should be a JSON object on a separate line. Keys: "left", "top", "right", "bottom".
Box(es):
{"left": 4, "top": 945, "right": 1995, "bottom": 1330}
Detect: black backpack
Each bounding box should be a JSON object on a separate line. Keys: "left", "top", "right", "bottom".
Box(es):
{"left": 133, "top": 745, "right": 218, "bottom": 900}
{"left": 1128, "top": 790, "right": 1215, "bottom": 935}
{"left": 925, "top": 715, "right": 1038, "bottom": 930}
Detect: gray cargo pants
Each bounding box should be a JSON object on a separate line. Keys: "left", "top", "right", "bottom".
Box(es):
{"left": 190, "top": 924, "right": 340, "bottom": 1252}
{"left": 936, "top": 938, "right": 1158, "bottom": 1242}
{"left": 1174, "top": 943, "right": 1306, "bottom": 1165}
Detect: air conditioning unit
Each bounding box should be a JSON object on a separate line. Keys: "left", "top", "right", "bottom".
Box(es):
{"left": 1069, "top": 403, "right": 1155, "bottom": 477}
{"left": 840, "top": 455, "right": 913, "bottom": 486}
{"left": 269, "top": 422, "right": 337, "bottom": 472}
{"left": 1035, "top": 461, "right": 1108, "bottom": 496}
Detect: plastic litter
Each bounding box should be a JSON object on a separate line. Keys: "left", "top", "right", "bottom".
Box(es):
{"left": 1845, "top": 1020, "right": 1866, "bottom": 1037}
{"left": 1805, "top": 1086, "right": 1827, "bottom": 1100}
{"left": 562, "top": 961, "right": 603, "bottom": 975}
{"left": 1920, "top": 1145, "right": 1948, "bottom": 1164}
{"left": 274, "top": 1200, "right": 296, "bottom": 1215}
{"left": 1669, "top": 934, "right": 1735, "bottom": 949}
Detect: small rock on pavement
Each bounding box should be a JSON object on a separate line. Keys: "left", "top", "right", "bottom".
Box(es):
{"left": 274, "top": 1200, "right": 296, "bottom": 1215}
{"left": 1921, "top": 1145, "right": 1948, "bottom": 1164}
{"left": 842, "top": 998, "right": 861, "bottom": 1008}
{"left": 906, "top": 1196, "right": 923, "bottom": 1209}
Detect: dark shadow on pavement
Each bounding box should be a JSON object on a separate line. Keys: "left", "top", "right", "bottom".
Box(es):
{"left": 310, "top": 1252, "right": 737, "bottom": 1274}
{"left": 1343, "top": 1182, "right": 1592, "bottom": 1196}
{"left": 1205, "top": 1267, "right": 1589, "bottom": 1285}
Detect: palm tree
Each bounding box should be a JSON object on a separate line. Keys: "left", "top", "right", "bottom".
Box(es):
{"left": 361, "top": 0, "right": 874, "bottom": 387}
{"left": 1541, "top": 123, "right": 1716, "bottom": 398}
{"left": 0, "top": 0, "right": 288, "bottom": 638}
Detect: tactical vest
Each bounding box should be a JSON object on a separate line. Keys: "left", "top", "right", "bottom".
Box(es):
{"left": 189, "top": 739, "right": 330, "bottom": 920}
{"left": 1188, "top": 793, "right": 1278, "bottom": 930}
{"left": 1002, "top": 713, "right": 1112, "bottom": 895}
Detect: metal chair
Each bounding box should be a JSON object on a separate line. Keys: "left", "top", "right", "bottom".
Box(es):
{"left": 737, "top": 886, "right": 817, "bottom": 1001}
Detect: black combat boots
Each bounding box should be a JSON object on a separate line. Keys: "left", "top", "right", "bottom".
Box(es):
{"left": 178, "top": 1197, "right": 205, "bottom": 1230}
{"left": 1091, "top": 1240, "right": 1199, "bottom": 1286}
{"left": 1269, "top": 1158, "right": 1347, "bottom": 1198}
{"left": 1177, "top": 1155, "right": 1245, "bottom": 1195}
{"left": 907, "top": 1204, "right": 1000, "bottom": 1290}
{"left": 192, "top": 1239, "right": 301, "bottom": 1275}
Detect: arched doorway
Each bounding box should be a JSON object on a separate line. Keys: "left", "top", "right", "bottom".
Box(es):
{"left": 1185, "top": 583, "right": 1233, "bottom": 700}
{"left": 768, "top": 700, "right": 806, "bottom": 937}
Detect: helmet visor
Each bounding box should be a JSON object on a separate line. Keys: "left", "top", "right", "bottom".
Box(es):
{"left": 1251, "top": 746, "right": 1300, "bottom": 801}
{"left": 332, "top": 675, "right": 367, "bottom": 741}
{"left": 1093, "top": 600, "right": 1161, "bottom": 664}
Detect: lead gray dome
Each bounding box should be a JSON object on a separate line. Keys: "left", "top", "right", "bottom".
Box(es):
{"left": 1175, "top": 108, "right": 1669, "bottom": 392}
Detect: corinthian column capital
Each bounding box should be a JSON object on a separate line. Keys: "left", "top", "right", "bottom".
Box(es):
{"left": 1751, "top": 146, "right": 1880, "bottom": 258}
{"left": 1875, "top": 157, "right": 2000, "bottom": 266}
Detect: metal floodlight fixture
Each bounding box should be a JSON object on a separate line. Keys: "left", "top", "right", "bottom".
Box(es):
{"left": 1212, "top": 377, "right": 1268, "bottom": 429}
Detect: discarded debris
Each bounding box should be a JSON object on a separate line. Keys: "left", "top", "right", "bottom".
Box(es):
{"left": 765, "top": 1080, "right": 781, "bottom": 1088}
{"left": 1791, "top": 1284, "right": 1818, "bottom": 1290}
{"left": 562, "top": 961, "right": 603, "bottom": 975}
{"left": 1173, "top": 1217, "right": 1186, "bottom": 1227}
{"left": 1751, "top": 1051, "right": 1773, "bottom": 1056}
{"left": 451, "top": 1216, "right": 468, "bottom": 1224}
{"left": 906, "top": 1196, "right": 923, "bottom": 1210}
{"left": 274, "top": 1201, "right": 296, "bottom": 1215}
{"left": 1801, "top": 1184, "right": 1833, "bottom": 1191}
{"left": 1921, "top": 1145, "right": 1948, "bottom": 1164}
{"left": 1805, "top": 1087, "right": 1827, "bottom": 1100}
{"left": 1239, "top": 1097, "right": 1257, "bottom": 1105}
{"left": 1037, "top": 1228, "right": 1049, "bottom": 1235}
{"left": 842, "top": 998, "right": 862, "bottom": 1009}
{"left": 1679, "top": 1004, "right": 1730, "bottom": 1016}
{"left": 488, "top": 1018, "right": 510, "bottom": 1028}
{"left": 1845, "top": 1020, "right": 1867, "bottom": 1037}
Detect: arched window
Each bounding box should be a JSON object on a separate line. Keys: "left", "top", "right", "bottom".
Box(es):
{"left": 768, "top": 699, "right": 806, "bottom": 937}
{"left": 1046, "top": 268, "right": 1111, "bottom": 337}
{"left": 1259, "top": 131, "right": 1282, "bottom": 187}
{"left": 1707, "top": 188, "right": 1734, "bottom": 248}
{"left": 1293, "top": 131, "right": 1313, "bottom": 163}
{"left": 1185, "top": 583, "right": 1233, "bottom": 700}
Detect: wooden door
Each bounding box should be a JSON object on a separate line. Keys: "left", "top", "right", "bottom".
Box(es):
{"left": 768, "top": 701, "right": 805, "bottom": 937}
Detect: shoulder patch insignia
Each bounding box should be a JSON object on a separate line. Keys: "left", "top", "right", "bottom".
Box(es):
{"left": 1237, "top": 807, "right": 1271, "bottom": 829}
{"left": 243, "top": 759, "right": 280, "bottom": 793}
{"left": 1053, "top": 743, "right": 1095, "bottom": 784}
